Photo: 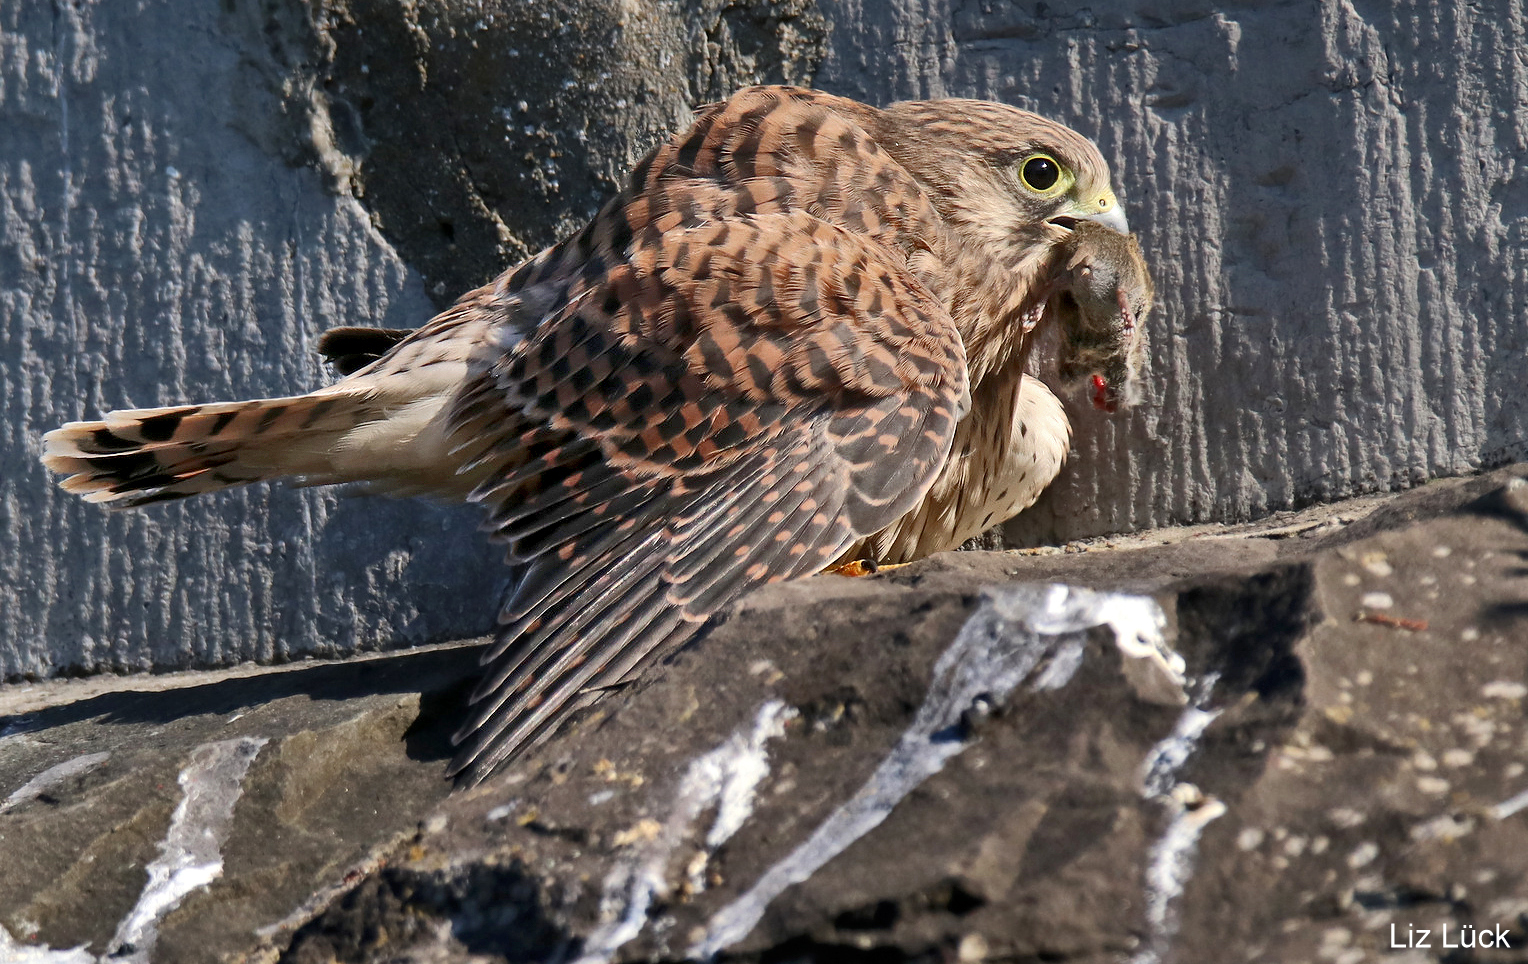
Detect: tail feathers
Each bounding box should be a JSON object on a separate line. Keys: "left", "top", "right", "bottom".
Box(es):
{"left": 42, "top": 391, "right": 378, "bottom": 507}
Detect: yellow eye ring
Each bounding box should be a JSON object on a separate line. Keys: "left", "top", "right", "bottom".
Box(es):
{"left": 1018, "top": 153, "right": 1071, "bottom": 196}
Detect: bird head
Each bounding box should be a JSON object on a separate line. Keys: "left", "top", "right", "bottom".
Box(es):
{"left": 876, "top": 98, "right": 1129, "bottom": 271}
{"left": 875, "top": 98, "right": 1150, "bottom": 411}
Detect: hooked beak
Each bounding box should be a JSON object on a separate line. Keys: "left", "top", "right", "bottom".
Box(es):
{"left": 1085, "top": 202, "right": 1129, "bottom": 234}
{"left": 1047, "top": 191, "right": 1130, "bottom": 235}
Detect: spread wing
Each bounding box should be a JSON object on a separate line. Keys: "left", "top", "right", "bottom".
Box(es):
{"left": 445, "top": 203, "right": 969, "bottom": 784}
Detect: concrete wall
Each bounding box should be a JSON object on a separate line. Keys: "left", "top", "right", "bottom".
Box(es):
{"left": 3, "top": 0, "right": 1524, "bottom": 675}
{"left": 0, "top": 1, "right": 504, "bottom": 677}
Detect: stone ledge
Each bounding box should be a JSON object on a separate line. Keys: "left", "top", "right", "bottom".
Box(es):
{"left": 3, "top": 465, "right": 1525, "bottom": 962}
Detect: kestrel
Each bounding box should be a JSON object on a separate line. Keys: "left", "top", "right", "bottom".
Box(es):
{"left": 41, "top": 86, "right": 1153, "bottom": 784}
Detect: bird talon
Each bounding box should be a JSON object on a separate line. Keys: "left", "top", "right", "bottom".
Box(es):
{"left": 828, "top": 558, "right": 880, "bottom": 577}
{"left": 827, "top": 558, "right": 913, "bottom": 577}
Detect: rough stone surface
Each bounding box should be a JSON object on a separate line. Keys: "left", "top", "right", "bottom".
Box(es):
{"left": 0, "top": 642, "right": 480, "bottom": 963}
{"left": 2, "top": 466, "right": 1525, "bottom": 963}
{"left": 4, "top": 2, "right": 1526, "bottom": 673}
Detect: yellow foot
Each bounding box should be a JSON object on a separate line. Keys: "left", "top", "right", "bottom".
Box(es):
{"left": 826, "top": 559, "right": 910, "bottom": 577}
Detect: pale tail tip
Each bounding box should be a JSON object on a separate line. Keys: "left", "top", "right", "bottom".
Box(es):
{"left": 41, "top": 422, "right": 102, "bottom": 460}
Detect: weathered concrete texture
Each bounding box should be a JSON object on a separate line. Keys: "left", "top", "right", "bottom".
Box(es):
{"left": 2, "top": 466, "right": 1525, "bottom": 963}
{"left": 813, "top": 0, "right": 1528, "bottom": 543}
{"left": 0, "top": 1, "right": 507, "bottom": 678}
{"left": 277, "top": 0, "right": 827, "bottom": 305}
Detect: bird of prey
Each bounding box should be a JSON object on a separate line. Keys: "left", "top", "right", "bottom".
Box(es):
{"left": 41, "top": 85, "right": 1153, "bottom": 784}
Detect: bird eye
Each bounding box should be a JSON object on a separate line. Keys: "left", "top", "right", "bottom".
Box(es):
{"left": 1019, "top": 153, "right": 1067, "bottom": 195}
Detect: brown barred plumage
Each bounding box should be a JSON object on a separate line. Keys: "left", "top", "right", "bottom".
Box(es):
{"left": 40, "top": 86, "right": 1153, "bottom": 784}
